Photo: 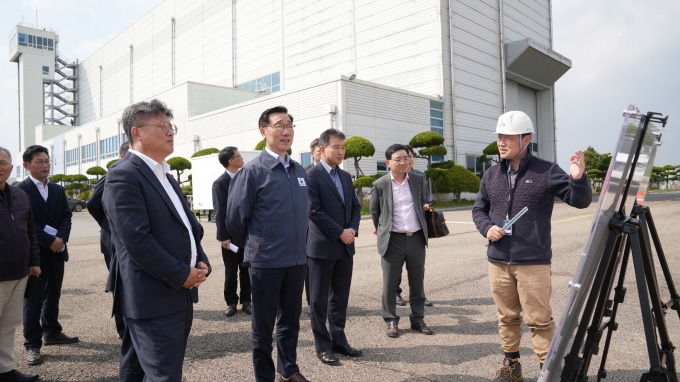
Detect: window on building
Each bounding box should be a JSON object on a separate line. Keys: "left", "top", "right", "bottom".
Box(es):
{"left": 466, "top": 155, "right": 493, "bottom": 174}
{"left": 236, "top": 72, "right": 281, "bottom": 94}
{"left": 377, "top": 161, "right": 387, "bottom": 173}
{"left": 18, "top": 33, "right": 28, "bottom": 46}
{"left": 100, "top": 136, "right": 119, "bottom": 160}
{"left": 82, "top": 143, "right": 96, "bottom": 163}
{"left": 430, "top": 101, "right": 444, "bottom": 162}
{"left": 42, "top": 66, "right": 49, "bottom": 75}
{"left": 300, "top": 152, "right": 311, "bottom": 168}
{"left": 66, "top": 148, "right": 80, "bottom": 167}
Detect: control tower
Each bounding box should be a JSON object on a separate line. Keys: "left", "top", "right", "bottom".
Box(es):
{"left": 9, "top": 23, "right": 78, "bottom": 153}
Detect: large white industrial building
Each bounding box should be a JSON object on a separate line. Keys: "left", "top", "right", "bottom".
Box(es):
{"left": 9, "top": 0, "right": 570, "bottom": 179}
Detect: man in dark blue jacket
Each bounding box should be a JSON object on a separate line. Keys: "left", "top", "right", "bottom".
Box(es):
{"left": 227, "top": 106, "right": 310, "bottom": 382}
{"left": 212, "top": 146, "right": 251, "bottom": 317}
{"left": 306, "top": 129, "right": 362, "bottom": 365}
{"left": 0, "top": 146, "right": 40, "bottom": 382}
{"left": 103, "top": 100, "right": 210, "bottom": 382}
{"left": 86, "top": 141, "right": 130, "bottom": 340}
{"left": 472, "top": 111, "right": 591, "bottom": 382}
{"left": 17, "top": 145, "right": 76, "bottom": 367}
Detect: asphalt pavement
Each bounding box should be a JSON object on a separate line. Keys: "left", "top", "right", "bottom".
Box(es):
{"left": 10, "top": 195, "right": 680, "bottom": 381}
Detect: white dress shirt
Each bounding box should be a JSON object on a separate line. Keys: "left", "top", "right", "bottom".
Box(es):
{"left": 129, "top": 149, "right": 197, "bottom": 267}
{"left": 28, "top": 175, "right": 49, "bottom": 201}
{"left": 390, "top": 172, "right": 422, "bottom": 233}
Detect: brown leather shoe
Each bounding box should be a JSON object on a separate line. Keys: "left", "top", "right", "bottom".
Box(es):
{"left": 275, "top": 372, "right": 310, "bottom": 381}
{"left": 411, "top": 321, "right": 434, "bottom": 335}
{"left": 387, "top": 321, "right": 399, "bottom": 338}
{"left": 224, "top": 304, "right": 237, "bottom": 317}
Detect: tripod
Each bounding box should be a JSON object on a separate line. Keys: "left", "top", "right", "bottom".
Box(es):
{"left": 559, "top": 203, "right": 680, "bottom": 382}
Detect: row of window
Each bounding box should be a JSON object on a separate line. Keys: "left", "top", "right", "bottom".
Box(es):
{"left": 13, "top": 33, "right": 54, "bottom": 51}
{"left": 429, "top": 101, "right": 444, "bottom": 163}
{"left": 236, "top": 72, "right": 281, "bottom": 94}
{"left": 65, "top": 148, "right": 79, "bottom": 167}
{"left": 82, "top": 143, "right": 97, "bottom": 163}
{"left": 100, "top": 136, "right": 120, "bottom": 160}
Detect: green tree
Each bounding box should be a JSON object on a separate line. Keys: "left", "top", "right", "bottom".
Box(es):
{"left": 659, "top": 164, "right": 678, "bottom": 189}
{"left": 70, "top": 174, "right": 89, "bottom": 183}
{"left": 167, "top": 157, "right": 192, "bottom": 185}
{"left": 106, "top": 159, "right": 118, "bottom": 169}
{"left": 191, "top": 148, "right": 220, "bottom": 158}
{"left": 255, "top": 139, "right": 292, "bottom": 155}
{"left": 49, "top": 174, "right": 65, "bottom": 184}
{"left": 344, "top": 136, "right": 375, "bottom": 179}
{"left": 425, "top": 165, "right": 480, "bottom": 201}
{"left": 480, "top": 141, "right": 500, "bottom": 164}
{"left": 409, "top": 131, "right": 446, "bottom": 170}
{"left": 11, "top": 181, "right": 19, "bottom": 185}
{"left": 86, "top": 166, "right": 107, "bottom": 180}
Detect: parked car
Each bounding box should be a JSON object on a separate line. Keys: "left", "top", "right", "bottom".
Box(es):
{"left": 67, "top": 197, "right": 86, "bottom": 212}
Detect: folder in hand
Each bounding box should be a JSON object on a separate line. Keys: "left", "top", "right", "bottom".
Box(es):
{"left": 24, "top": 275, "right": 41, "bottom": 301}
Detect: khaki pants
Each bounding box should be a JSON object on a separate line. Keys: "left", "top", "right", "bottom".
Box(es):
{"left": 488, "top": 262, "right": 555, "bottom": 361}
{"left": 0, "top": 277, "right": 28, "bottom": 373}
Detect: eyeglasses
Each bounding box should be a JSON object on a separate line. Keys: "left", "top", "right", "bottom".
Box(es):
{"left": 388, "top": 158, "right": 410, "bottom": 163}
{"left": 141, "top": 122, "right": 178, "bottom": 134}
{"left": 230, "top": 154, "right": 242, "bottom": 160}
{"left": 31, "top": 160, "right": 50, "bottom": 166}
{"left": 0, "top": 161, "right": 12, "bottom": 167}
{"left": 267, "top": 124, "right": 296, "bottom": 131}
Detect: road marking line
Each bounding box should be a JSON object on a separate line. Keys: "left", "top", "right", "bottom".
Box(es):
{"left": 446, "top": 221, "right": 475, "bottom": 225}
{"left": 552, "top": 214, "right": 592, "bottom": 224}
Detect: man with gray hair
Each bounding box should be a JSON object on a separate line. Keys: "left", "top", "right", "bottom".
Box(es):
{"left": 104, "top": 99, "right": 211, "bottom": 382}
{"left": 0, "top": 146, "right": 40, "bottom": 382}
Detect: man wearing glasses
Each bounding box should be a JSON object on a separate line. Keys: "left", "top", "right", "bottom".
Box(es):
{"left": 16, "top": 145, "right": 76, "bottom": 367}
{"left": 227, "top": 106, "right": 310, "bottom": 382}
{"left": 103, "top": 99, "right": 211, "bottom": 382}
{"left": 370, "top": 144, "right": 433, "bottom": 338}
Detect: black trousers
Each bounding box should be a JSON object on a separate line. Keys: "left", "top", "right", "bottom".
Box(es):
{"left": 381, "top": 231, "right": 426, "bottom": 323}
{"left": 119, "top": 297, "right": 193, "bottom": 382}
{"left": 23, "top": 253, "right": 65, "bottom": 350}
{"left": 308, "top": 254, "right": 353, "bottom": 352}
{"left": 249, "top": 265, "right": 304, "bottom": 381}
{"left": 103, "top": 251, "right": 125, "bottom": 339}
{"left": 221, "top": 247, "right": 251, "bottom": 306}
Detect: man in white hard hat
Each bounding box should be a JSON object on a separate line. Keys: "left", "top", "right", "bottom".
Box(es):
{"left": 472, "top": 111, "right": 592, "bottom": 382}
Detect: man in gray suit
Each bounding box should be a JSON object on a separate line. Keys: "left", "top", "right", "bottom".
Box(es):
{"left": 370, "top": 144, "right": 433, "bottom": 338}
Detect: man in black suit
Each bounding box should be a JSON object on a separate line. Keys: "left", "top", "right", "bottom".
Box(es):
{"left": 87, "top": 141, "right": 130, "bottom": 340}
{"left": 212, "top": 146, "right": 251, "bottom": 317}
{"left": 103, "top": 99, "right": 211, "bottom": 382}
{"left": 306, "top": 129, "right": 362, "bottom": 365}
{"left": 17, "top": 145, "right": 77, "bottom": 366}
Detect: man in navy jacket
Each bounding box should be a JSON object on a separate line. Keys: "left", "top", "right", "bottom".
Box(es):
{"left": 212, "top": 146, "right": 251, "bottom": 317}
{"left": 17, "top": 145, "right": 76, "bottom": 367}
{"left": 86, "top": 141, "right": 130, "bottom": 340}
{"left": 227, "top": 106, "right": 310, "bottom": 382}
{"left": 306, "top": 129, "right": 362, "bottom": 365}
{"left": 103, "top": 100, "right": 210, "bottom": 382}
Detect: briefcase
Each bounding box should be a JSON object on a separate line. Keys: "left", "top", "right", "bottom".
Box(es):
{"left": 425, "top": 208, "right": 449, "bottom": 238}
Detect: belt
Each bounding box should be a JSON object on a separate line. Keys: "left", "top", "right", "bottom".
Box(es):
{"left": 391, "top": 230, "right": 422, "bottom": 237}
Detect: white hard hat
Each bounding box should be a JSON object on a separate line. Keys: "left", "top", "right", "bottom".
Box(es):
{"left": 493, "top": 111, "right": 534, "bottom": 135}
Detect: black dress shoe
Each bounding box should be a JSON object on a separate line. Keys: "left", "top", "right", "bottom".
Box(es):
{"left": 42, "top": 332, "right": 79, "bottom": 345}
{"left": 387, "top": 321, "right": 399, "bottom": 338}
{"left": 332, "top": 344, "right": 362, "bottom": 357}
{"left": 424, "top": 298, "right": 434, "bottom": 307}
{"left": 0, "top": 369, "right": 39, "bottom": 382}
{"left": 224, "top": 304, "right": 237, "bottom": 317}
{"left": 411, "top": 321, "right": 434, "bottom": 335}
{"left": 316, "top": 351, "right": 339, "bottom": 365}
{"left": 395, "top": 293, "right": 406, "bottom": 306}
{"left": 242, "top": 301, "right": 252, "bottom": 315}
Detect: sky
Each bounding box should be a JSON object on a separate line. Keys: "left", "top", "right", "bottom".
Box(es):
{"left": 1, "top": 0, "right": 679, "bottom": 175}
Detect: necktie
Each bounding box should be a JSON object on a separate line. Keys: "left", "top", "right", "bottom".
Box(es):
{"left": 330, "top": 169, "right": 345, "bottom": 204}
